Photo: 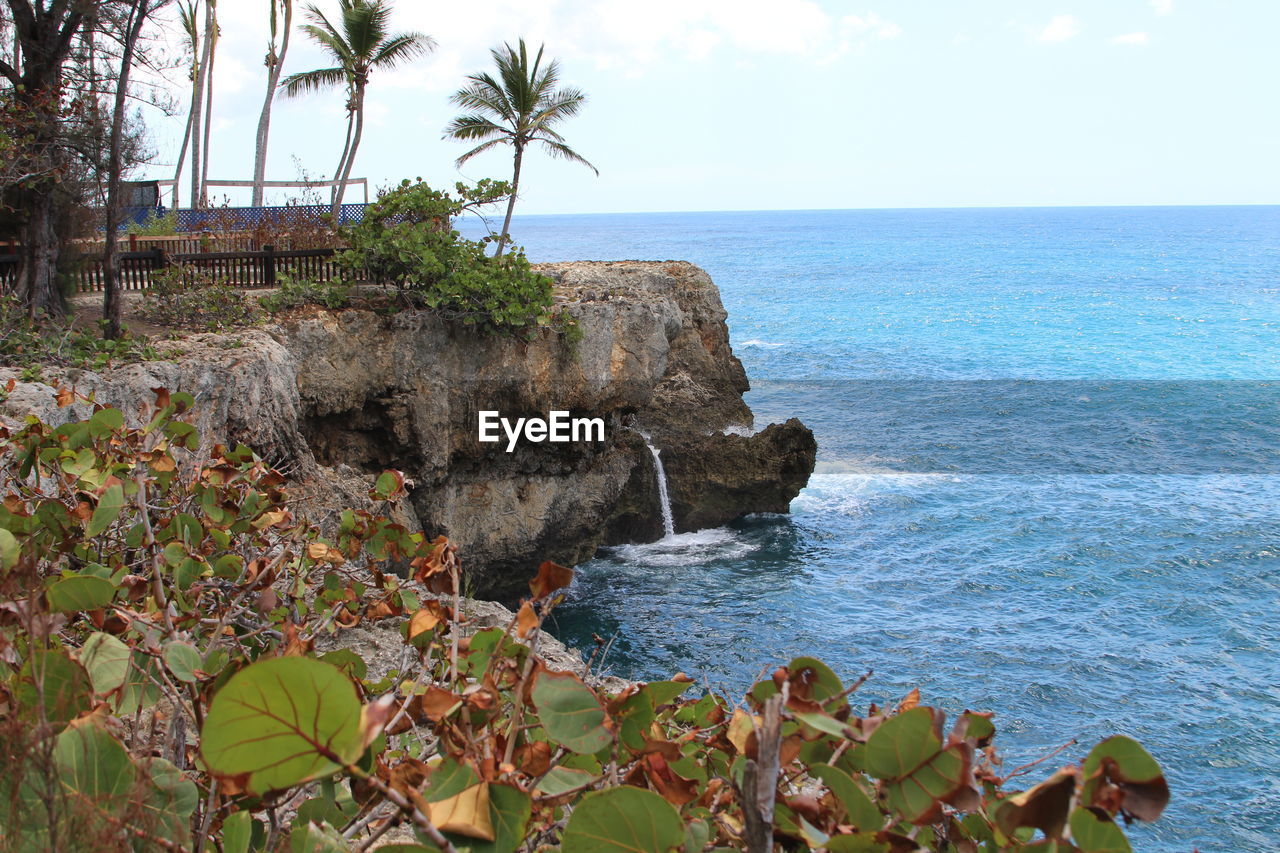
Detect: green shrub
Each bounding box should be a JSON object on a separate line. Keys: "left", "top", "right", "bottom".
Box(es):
{"left": 339, "top": 178, "right": 554, "bottom": 333}
{"left": 124, "top": 209, "right": 178, "bottom": 237}
{"left": 138, "top": 264, "right": 260, "bottom": 331}
{"left": 0, "top": 397, "right": 1168, "bottom": 851}
{"left": 0, "top": 293, "right": 162, "bottom": 370}
{"left": 258, "top": 272, "right": 351, "bottom": 313}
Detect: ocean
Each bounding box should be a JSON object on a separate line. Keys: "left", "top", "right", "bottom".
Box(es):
{"left": 460, "top": 206, "right": 1280, "bottom": 851}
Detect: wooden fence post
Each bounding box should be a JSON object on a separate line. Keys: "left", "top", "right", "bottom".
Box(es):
{"left": 263, "top": 244, "right": 276, "bottom": 288}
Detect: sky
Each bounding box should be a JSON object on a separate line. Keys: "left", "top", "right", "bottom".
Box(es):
{"left": 137, "top": 0, "right": 1280, "bottom": 215}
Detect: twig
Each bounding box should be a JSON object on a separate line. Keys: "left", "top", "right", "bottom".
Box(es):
{"left": 1001, "top": 738, "right": 1078, "bottom": 784}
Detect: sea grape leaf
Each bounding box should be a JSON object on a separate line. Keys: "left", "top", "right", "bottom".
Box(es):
{"left": 164, "top": 640, "right": 204, "bottom": 683}
{"left": 427, "top": 783, "right": 494, "bottom": 841}
{"left": 86, "top": 482, "right": 125, "bottom": 537}
{"left": 16, "top": 649, "right": 93, "bottom": 729}
{"left": 139, "top": 757, "right": 199, "bottom": 843}
{"left": 79, "top": 632, "right": 131, "bottom": 694}
{"left": 115, "top": 649, "right": 163, "bottom": 715}
{"left": 0, "top": 527, "right": 19, "bottom": 569}
{"left": 786, "top": 656, "right": 844, "bottom": 704}
{"left": 812, "top": 763, "right": 882, "bottom": 832}
{"left": 422, "top": 758, "right": 481, "bottom": 802}
{"left": 561, "top": 786, "right": 684, "bottom": 853}
{"left": 863, "top": 706, "right": 973, "bottom": 825}
{"left": 535, "top": 766, "right": 598, "bottom": 796}
{"left": 995, "top": 768, "right": 1078, "bottom": 840}
{"left": 201, "top": 656, "right": 365, "bottom": 794}
{"left": 529, "top": 560, "right": 574, "bottom": 599}
{"left": 1081, "top": 735, "right": 1168, "bottom": 822}
{"left": 289, "top": 820, "right": 348, "bottom": 853}
{"left": 53, "top": 717, "right": 137, "bottom": 824}
{"left": 221, "top": 811, "right": 254, "bottom": 853}
{"left": 443, "top": 783, "right": 531, "bottom": 853}
{"left": 531, "top": 670, "right": 612, "bottom": 754}
{"left": 1069, "top": 807, "right": 1133, "bottom": 853}
{"left": 824, "top": 834, "right": 891, "bottom": 852}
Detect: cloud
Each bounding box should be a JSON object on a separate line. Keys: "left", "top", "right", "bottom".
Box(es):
{"left": 1038, "top": 15, "right": 1081, "bottom": 43}
{"left": 839, "top": 12, "right": 903, "bottom": 41}
{"left": 1150, "top": 0, "right": 1173, "bottom": 16}
{"left": 1110, "top": 32, "right": 1150, "bottom": 46}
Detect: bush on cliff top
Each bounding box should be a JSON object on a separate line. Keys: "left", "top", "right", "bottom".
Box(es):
{"left": 340, "top": 178, "right": 554, "bottom": 334}
{"left": 0, "top": 391, "right": 1167, "bottom": 851}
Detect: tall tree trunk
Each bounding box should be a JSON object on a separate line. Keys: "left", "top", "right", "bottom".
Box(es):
{"left": 171, "top": 88, "right": 195, "bottom": 208}
{"left": 103, "top": 0, "right": 152, "bottom": 339}
{"left": 495, "top": 145, "right": 523, "bottom": 258}
{"left": 189, "top": 4, "right": 209, "bottom": 208}
{"left": 329, "top": 96, "right": 356, "bottom": 209}
{"left": 330, "top": 85, "right": 364, "bottom": 219}
{"left": 252, "top": 0, "right": 290, "bottom": 207}
{"left": 22, "top": 189, "right": 61, "bottom": 320}
{"left": 198, "top": 0, "right": 217, "bottom": 207}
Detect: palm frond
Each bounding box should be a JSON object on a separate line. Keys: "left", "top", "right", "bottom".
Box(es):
{"left": 453, "top": 137, "right": 509, "bottom": 168}
{"left": 372, "top": 32, "right": 434, "bottom": 69}
{"left": 280, "top": 65, "right": 348, "bottom": 96}
{"left": 535, "top": 139, "right": 598, "bottom": 175}
{"left": 298, "top": 22, "right": 355, "bottom": 67}
{"left": 444, "top": 114, "right": 508, "bottom": 141}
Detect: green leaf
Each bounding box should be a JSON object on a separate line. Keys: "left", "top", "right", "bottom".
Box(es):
{"left": 786, "top": 656, "right": 844, "bottom": 704}
{"left": 534, "top": 766, "right": 598, "bottom": 797}
{"left": 825, "top": 835, "right": 891, "bottom": 853}
{"left": 222, "top": 811, "right": 255, "bottom": 853}
{"left": 447, "top": 783, "right": 531, "bottom": 853}
{"left": 812, "top": 764, "right": 882, "bottom": 832}
{"left": 531, "top": 670, "right": 612, "bottom": 755}
{"left": 115, "top": 649, "right": 163, "bottom": 715}
{"left": 1069, "top": 808, "right": 1132, "bottom": 853}
{"left": 16, "top": 649, "right": 93, "bottom": 729}
{"left": 87, "top": 483, "right": 125, "bottom": 537}
{"left": 45, "top": 574, "right": 116, "bottom": 612}
{"left": 863, "top": 707, "right": 972, "bottom": 825}
{"left": 1081, "top": 736, "right": 1168, "bottom": 822}
{"left": 164, "top": 641, "right": 204, "bottom": 683}
{"left": 139, "top": 757, "right": 199, "bottom": 843}
{"left": 423, "top": 758, "right": 481, "bottom": 802}
{"left": 79, "top": 632, "right": 131, "bottom": 694}
{"left": 54, "top": 718, "right": 138, "bottom": 822}
{"left": 561, "top": 786, "right": 684, "bottom": 853}
{"left": 289, "top": 820, "right": 348, "bottom": 852}
{"left": 201, "top": 656, "right": 365, "bottom": 795}
{"left": 0, "top": 527, "right": 18, "bottom": 570}
{"left": 794, "top": 711, "right": 855, "bottom": 740}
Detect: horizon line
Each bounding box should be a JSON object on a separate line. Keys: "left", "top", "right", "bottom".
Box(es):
{"left": 505, "top": 201, "right": 1280, "bottom": 218}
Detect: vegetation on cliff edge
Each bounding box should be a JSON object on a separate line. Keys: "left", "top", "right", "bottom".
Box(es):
{"left": 0, "top": 390, "right": 1167, "bottom": 851}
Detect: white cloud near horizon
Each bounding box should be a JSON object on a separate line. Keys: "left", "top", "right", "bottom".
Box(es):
{"left": 1111, "top": 32, "right": 1150, "bottom": 45}
{"left": 1039, "top": 15, "right": 1081, "bottom": 43}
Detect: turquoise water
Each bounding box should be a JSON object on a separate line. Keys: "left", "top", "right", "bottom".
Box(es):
{"left": 462, "top": 207, "right": 1280, "bottom": 850}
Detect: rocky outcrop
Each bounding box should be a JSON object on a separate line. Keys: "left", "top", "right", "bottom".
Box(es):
{"left": 1, "top": 261, "right": 815, "bottom": 597}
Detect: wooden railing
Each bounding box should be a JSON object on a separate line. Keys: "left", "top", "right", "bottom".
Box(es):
{"left": 0, "top": 245, "right": 347, "bottom": 294}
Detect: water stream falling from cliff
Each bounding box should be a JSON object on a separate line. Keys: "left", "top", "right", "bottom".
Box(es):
{"left": 640, "top": 433, "right": 676, "bottom": 538}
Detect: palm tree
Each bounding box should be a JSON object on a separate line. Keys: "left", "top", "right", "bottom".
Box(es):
{"left": 281, "top": 0, "right": 432, "bottom": 217}
{"left": 171, "top": 0, "right": 199, "bottom": 208}
{"left": 445, "top": 40, "right": 597, "bottom": 257}
{"left": 252, "top": 0, "right": 292, "bottom": 206}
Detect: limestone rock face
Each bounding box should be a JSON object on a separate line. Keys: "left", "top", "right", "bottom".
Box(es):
{"left": 1, "top": 261, "right": 815, "bottom": 597}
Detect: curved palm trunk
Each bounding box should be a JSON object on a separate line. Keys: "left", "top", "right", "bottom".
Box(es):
{"left": 171, "top": 94, "right": 195, "bottom": 208}
{"left": 331, "top": 85, "right": 364, "bottom": 219}
{"left": 330, "top": 105, "right": 356, "bottom": 209}
{"left": 252, "top": 0, "right": 290, "bottom": 207}
{"left": 189, "top": 5, "right": 210, "bottom": 208}
{"left": 495, "top": 145, "right": 523, "bottom": 258}
{"left": 198, "top": 1, "right": 217, "bottom": 207}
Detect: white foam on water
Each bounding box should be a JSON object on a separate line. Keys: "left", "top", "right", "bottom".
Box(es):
{"left": 603, "top": 527, "right": 759, "bottom": 567}
{"left": 738, "top": 339, "right": 784, "bottom": 349}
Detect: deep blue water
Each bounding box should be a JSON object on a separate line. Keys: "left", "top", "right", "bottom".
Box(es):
{"left": 460, "top": 207, "right": 1280, "bottom": 851}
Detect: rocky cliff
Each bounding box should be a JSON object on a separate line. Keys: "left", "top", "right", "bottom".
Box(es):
{"left": 1, "top": 261, "right": 816, "bottom": 597}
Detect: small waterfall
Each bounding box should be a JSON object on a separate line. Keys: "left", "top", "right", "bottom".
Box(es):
{"left": 640, "top": 433, "right": 676, "bottom": 538}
